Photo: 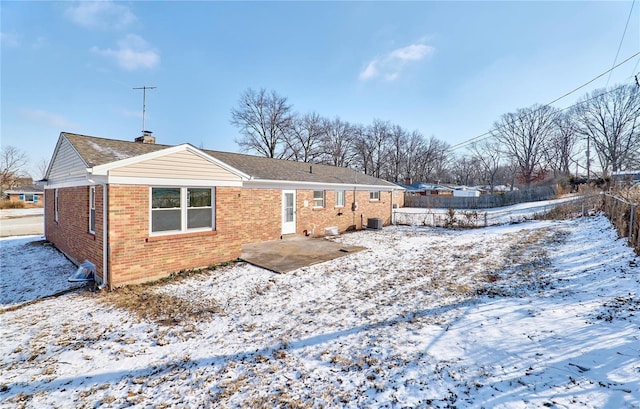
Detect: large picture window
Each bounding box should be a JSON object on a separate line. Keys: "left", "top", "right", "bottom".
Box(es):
{"left": 151, "top": 187, "right": 215, "bottom": 234}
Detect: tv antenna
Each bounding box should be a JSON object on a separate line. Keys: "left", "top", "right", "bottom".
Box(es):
{"left": 133, "top": 86, "right": 156, "bottom": 132}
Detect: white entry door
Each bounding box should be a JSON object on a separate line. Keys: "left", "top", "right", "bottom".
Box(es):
{"left": 282, "top": 190, "right": 296, "bottom": 235}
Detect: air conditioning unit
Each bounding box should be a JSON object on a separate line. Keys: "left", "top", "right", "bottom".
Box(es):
{"left": 367, "top": 218, "right": 383, "bottom": 230}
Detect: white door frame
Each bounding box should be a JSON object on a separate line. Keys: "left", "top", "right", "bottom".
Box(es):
{"left": 281, "top": 190, "right": 296, "bottom": 235}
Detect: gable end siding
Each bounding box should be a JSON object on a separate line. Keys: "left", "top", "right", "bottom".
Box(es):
{"left": 47, "top": 138, "right": 88, "bottom": 183}
{"left": 108, "top": 150, "right": 241, "bottom": 182}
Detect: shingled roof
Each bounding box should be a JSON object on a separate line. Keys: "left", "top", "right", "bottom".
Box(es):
{"left": 62, "top": 132, "right": 397, "bottom": 188}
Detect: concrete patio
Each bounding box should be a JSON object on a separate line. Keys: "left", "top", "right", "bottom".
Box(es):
{"left": 240, "top": 236, "right": 367, "bottom": 273}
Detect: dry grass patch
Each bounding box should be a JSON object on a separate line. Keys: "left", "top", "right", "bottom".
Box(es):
{"left": 96, "top": 285, "right": 222, "bottom": 325}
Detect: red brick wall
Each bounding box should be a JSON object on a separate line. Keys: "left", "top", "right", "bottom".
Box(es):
{"left": 45, "top": 184, "right": 399, "bottom": 286}
{"left": 238, "top": 188, "right": 396, "bottom": 243}
{"left": 296, "top": 190, "right": 394, "bottom": 236}
{"left": 238, "top": 188, "right": 281, "bottom": 243}
{"left": 107, "top": 185, "right": 243, "bottom": 286}
{"left": 44, "top": 186, "right": 104, "bottom": 279}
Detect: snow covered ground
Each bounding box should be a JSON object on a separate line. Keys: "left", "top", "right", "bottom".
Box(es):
{"left": 0, "top": 208, "right": 44, "bottom": 219}
{"left": 1, "top": 214, "right": 639, "bottom": 408}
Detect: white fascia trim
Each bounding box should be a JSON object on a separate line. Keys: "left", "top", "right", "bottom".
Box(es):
{"left": 106, "top": 176, "right": 243, "bottom": 187}
{"left": 90, "top": 144, "right": 251, "bottom": 180}
{"left": 244, "top": 179, "right": 400, "bottom": 191}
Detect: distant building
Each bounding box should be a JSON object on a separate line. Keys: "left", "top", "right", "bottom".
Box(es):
{"left": 611, "top": 170, "right": 640, "bottom": 186}
{"left": 3, "top": 185, "right": 44, "bottom": 207}
{"left": 452, "top": 186, "right": 481, "bottom": 197}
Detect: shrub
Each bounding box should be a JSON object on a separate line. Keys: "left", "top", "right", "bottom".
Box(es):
{"left": 0, "top": 200, "right": 25, "bottom": 209}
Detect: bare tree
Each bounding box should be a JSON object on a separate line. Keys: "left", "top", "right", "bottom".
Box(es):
{"left": 402, "top": 130, "right": 425, "bottom": 183}
{"left": 574, "top": 84, "right": 640, "bottom": 175}
{"left": 451, "top": 155, "right": 482, "bottom": 186}
{"left": 384, "top": 124, "right": 407, "bottom": 182}
{"left": 36, "top": 158, "right": 49, "bottom": 180}
{"left": 469, "top": 139, "right": 503, "bottom": 192}
{"left": 319, "top": 117, "right": 355, "bottom": 167}
{"left": 492, "top": 104, "right": 558, "bottom": 187}
{"left": 367, "top": 119, "right": 391, "bottom": 178}
{"left": 286, "top": 112, "right": 326, "bottom": 163}
{"left": 544, "top": 111, "right": 579, "bottom": 179}
{"left": 230, "top": 88, "right": 293, "bottom": 158}
{"left": 414, "top": 136, "right": 450, "bottom": 183}
{"left": 1, "top": 146, "right": 29, "bottom": 193}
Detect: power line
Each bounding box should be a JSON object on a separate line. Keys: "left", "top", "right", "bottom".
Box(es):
{"left": 545, "top": 51, "right": 639, "bottom": 107}
{"left": 449, "top": 82, "right": 631, "bottom": 151}
{"left": 606, "top": 0, "right": 636, "bottom": 87}
{"left": 449, "top": 51, "right": 640, "bottom": 151}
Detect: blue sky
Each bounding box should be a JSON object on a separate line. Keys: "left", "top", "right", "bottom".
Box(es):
{"left": 1, "top": 1, "right": 639, "bottom": 178}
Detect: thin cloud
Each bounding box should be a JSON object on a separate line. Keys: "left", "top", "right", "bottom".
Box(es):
{"left": 20, "top": 109, "right": 78, "bottom": 128}
{"left": 359, "top": 43, "right": 435, "bottom": 81}
{"left": 65, "top": 1, "right": 137, "bottom": 30}
{"left": 91, "top": 34, "right": 160, "bottom": 71}
{"left": 1, "top": 32, "right": 20, "bottom": 48}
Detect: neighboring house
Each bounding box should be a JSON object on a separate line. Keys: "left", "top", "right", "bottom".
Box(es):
{"left": 398, "top": 183, "right": 454, "bottom": 196}
{"left": 40, "top": 132, "right": 404, "bottom": 287}
{"left": 3, "top": 185, "right": 44, "bottom": 207}
{"left": 452, "top": 186, "right": 481, "bottom": 198}
{"left": 611, "top": 170, "right": 640, "bottom": 186}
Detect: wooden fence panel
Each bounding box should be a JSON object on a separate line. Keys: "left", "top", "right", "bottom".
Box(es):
{"left": 405, "top": 185, "right": 558, "bottom": 209}
{"left": 603, "top": 194, "right": 640, "bottom": 255}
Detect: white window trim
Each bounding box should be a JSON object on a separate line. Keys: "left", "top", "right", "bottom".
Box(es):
{"left": 150, "top": 187, "right": 216, "bottom": 236}
{"left": 369, "top": 191, "right": 380, "bottom": 201}
{"left": 313, "top": 190, "right": 325, "bottom": 208}
{"left": 54, "top": 189, "right": 59, "bottom": 222}
{"left": 89, "top": 186, "right": 96, "bottom": 234}
{"left": 335, "top": 190, "right": 345, "bottom": 207}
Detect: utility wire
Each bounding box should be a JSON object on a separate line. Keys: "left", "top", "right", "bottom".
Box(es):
{"left": 448, "top": 51, "right": 640, "bottom": 151}
{"left": 545, "top": 51, "right": 639, "bottom": 107}
{"left": 606, "top": 0, "right": 636, "bottom": 87}
{"left": 449, "top": 83, "right": 629, "bottom": 151}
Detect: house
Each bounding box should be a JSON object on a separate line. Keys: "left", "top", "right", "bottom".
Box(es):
{"left": 452, "top": 186, "right": 481, "bottom": 198}
{"left": 611, "top": 170, "right": 640, "bottom": 186}
{"left": 398, "top": 183, "right": 454, "bottom": 196}
{"left": 40, "top": 132, "right": 404, "bottom": 288}
{"left": 3, "top": 185, "right": 44, "bottom": 207}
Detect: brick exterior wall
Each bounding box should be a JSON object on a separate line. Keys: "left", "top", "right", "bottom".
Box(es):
{"left": 44, "top": 186, "right": 104, "bottom": 279}
{"left": 106, "top": 185, "right": 243, "bottom": 286}
{"left": 296, "top": 190, "right": 394, "bottom": 236}
{"left": 239, "top": 188, "right": 398, "bottom": 243}
{"left": 238, "top": 188, "right": 281, "bottom": 244}
{"left": 45, "top": 184, "right": 400, "bottom": 287}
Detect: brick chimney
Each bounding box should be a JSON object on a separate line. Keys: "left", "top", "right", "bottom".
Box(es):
{"left": 135, "top": 130, "right": 155, "bottom": 144}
